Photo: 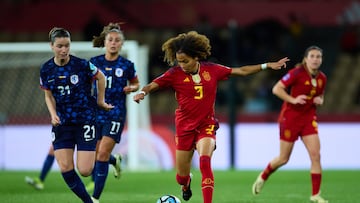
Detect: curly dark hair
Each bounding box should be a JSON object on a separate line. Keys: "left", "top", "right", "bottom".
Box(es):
{"left": 161, "top": 31, "right": 211, "bottom": 66}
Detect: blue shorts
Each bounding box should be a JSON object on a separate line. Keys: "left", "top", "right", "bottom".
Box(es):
{"left": 96, "top": 120, "right": 125, "bottom": 143}
{"left": 52, "top": 124, "right": 97, "bottom": 151}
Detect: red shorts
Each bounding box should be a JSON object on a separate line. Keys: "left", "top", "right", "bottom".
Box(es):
{"left": 279, "top": 116, "right": 318, "bottom": 142}
{"left": 175, "top": 119, "right": 218, "bottom": 151}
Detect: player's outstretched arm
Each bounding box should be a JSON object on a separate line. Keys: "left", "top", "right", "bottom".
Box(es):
{"left": 231, "top": 57, "right": 290, "bottom": 76}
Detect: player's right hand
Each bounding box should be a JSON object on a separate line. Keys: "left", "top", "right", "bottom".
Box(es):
{"left": 51, "top": 115, "right": 61, "bottom": 126}
{"left": 98, "top": 102, "right": 114, "bottom": 111}
{"left": 293, "top": 95, "right": 307, "bottom": 105}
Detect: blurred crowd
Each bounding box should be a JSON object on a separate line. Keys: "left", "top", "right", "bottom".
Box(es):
{"left": 1, "top": 0, "right": 360, "bottom": 116}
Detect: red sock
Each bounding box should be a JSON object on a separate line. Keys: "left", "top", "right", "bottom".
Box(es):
{"left": 311, "top": 173, "right": 321, "bottom": 195}
{"left": 199, "top": 155, "right": 213, "bottom": 203}
{"left": 261, "top": 163, "right": 276, "bottom": 180}
{"left": 176, "top": 174, "right": 190, "bottom": 186}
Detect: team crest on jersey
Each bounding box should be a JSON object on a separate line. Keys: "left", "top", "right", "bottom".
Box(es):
{"left": 318, "top": 79, "right": 323, "bottom": 88}
{"left": 115, "top": 68, "right": 123, "bottom": 77}
{"left": 70, "top": 75, "right": 79, "bottom": 84}
{"left": 202, "top": 71, "right": 211, "bottom": 81}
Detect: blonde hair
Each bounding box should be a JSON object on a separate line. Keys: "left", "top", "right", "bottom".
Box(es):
{"left": 92, "top": 22, "right": 125, "bottom": 48}
{"left": 161, "top": 31, "right": 211, "bottom": 66}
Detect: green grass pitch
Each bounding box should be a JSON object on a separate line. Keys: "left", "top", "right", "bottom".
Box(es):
{"left": 0, "top": 170, "right": 358, "bottom": 203}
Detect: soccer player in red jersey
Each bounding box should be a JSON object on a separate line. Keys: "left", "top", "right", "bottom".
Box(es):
{"left": 133, "top": 31, "right": 289, "bottom": 203}
{"left": 252, "top": 46, "right": 328, "bottom": 203}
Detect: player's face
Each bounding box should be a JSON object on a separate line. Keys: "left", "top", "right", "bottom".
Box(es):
{"left": 304, "top": 49, "right": 322, "bottom": 71}
{"left": 176, "top": 52, "right": 198, "bottom": 74}
{"left": 51, "top": 37, "right": 70, "bottom": 61}
{"left": 105, "top": 32, "right": 123, "bottom": 55}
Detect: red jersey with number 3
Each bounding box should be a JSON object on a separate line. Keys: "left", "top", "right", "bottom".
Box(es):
{"left": 153, "top": 62, "right": 232, "bottom": 132}
{"left": 278, "top": 65, "right": 327, "bottom": 121}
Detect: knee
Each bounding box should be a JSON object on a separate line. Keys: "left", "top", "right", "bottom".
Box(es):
{"left": 309, "top": 150, "right": 321, "bottom": 162}
{"left": 57, "top": 161, "right": 74, "bottom": 173}
{"left": 278, "top": 156, "right": 290, "bottom": 165}
{"left": 77, "top": 167, "right": 93, "bottom": 177}
{"left": 96, "top": 150, "right": 111, "bottom": 162}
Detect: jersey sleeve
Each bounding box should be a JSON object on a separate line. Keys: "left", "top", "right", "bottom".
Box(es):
{"left": 280, "top": 69, "right": 296, "bottom": 87}
{"left": 128, "top": 62, "right": 138, "bottom": 81}
{"left": 39, "top": 65, "right": 49, "bottom": 90}
{"left": 89, "top": 61, "right": 99, "bottom": 76}
{"left": 153, "top": 69, "right": 174, "bottom": 88}
{"left": 214, "top": 64, "right": 232, "bottom": 81}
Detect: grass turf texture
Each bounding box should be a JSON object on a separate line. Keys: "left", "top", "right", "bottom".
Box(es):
{"left": 0, "top": 170, "right": 358, "bottom": 203}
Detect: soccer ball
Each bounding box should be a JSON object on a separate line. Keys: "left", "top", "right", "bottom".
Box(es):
{"left": 156, "top": 195, "right": 181, "bottom": 203}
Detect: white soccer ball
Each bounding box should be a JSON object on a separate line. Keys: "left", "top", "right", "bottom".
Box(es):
{"left": 156, "top": 195, "right": 181, "bottom": 203}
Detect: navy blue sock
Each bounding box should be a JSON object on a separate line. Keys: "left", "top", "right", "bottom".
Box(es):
{"left": 62, "top": 169, "right": 92, "bottom": 203}
{"left": 109, "top": 154, "right": 116, "bottom": 166}
{"left": 91, "top": 166, "right": 96, "bottom": 182}
{"left": 39, "top": 154, "right": 54, "bottom": 181}
{"left": 92, "top": 161, "right": 109, "bottom": 199}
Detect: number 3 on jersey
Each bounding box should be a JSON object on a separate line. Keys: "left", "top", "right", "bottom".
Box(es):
{"left": 194, "top": 85, "right": 203, "bottom": 99}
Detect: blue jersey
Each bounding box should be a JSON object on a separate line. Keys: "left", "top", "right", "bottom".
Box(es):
{"left": 90, "top": 55, "right": 137, "bottom": 123}
{"left": 40, "top": 55, "right": 98, "bottom": 125}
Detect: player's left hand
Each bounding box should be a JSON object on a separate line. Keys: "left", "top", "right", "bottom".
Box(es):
{"left": 313, "top": 96, "right": 324, "bottom": 106}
